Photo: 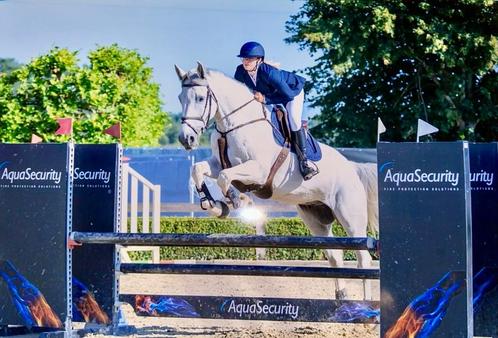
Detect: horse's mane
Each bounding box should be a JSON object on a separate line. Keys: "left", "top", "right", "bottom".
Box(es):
{"left": 205, "top": 69, "right": 254, "bottom": 100}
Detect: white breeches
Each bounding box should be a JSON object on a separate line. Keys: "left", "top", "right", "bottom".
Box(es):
{"left": 285, "top": 89, "right": 305, "bottom": 131}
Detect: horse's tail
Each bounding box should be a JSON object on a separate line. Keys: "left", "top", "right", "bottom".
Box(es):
{"left": 354, "top": 162, "right": 379, "bottom": 234}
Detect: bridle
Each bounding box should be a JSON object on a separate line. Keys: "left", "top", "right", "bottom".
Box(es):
{"left": 180, "top": 80, "right": 217, "bottom": 135}
{"left": 180, "top": 77, "right": 274, "bottom": 137}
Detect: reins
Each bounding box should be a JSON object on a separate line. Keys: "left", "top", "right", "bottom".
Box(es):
{"left": 181, "top": 80, "right": 279, "bottom": 137}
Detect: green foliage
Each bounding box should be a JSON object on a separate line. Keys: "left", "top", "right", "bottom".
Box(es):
{"left": 263, "top": 218, "right": 323, "bottom": 260}
{"left": 286, "top": 0, "right": 498, "bottom": 146}
{"left": 158, "top": 217, "right": 257, "bottom": 260}
{"left": 0, "top": 45, "right": 170, "bottom": 145}
{"left": 160, "top": 113, "right": 182, "bottom": 145}
{"left": 0, "top": 58, "right": 22, "bottom": 74}
{"left": 159, "top": 113, "right": 214, "bottom": 146}
{"left": 127, "top": 217, "right": 377, "bottom": 261}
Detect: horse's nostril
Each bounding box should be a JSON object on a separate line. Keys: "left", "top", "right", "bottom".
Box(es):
{"left": 189, "top": 135, "right": 195, "bottom": 144}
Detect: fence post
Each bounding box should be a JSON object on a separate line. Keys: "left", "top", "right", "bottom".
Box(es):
{"left": 130, "top": 176, "right": 138, "bottom": 233}
{"left": 152, "top": 185, "right": 161, "bottom": 263}
{"left": 142, "top": 186, "right": 150, "bottom": 233}
{"left": 255, "top": 220, "right": 266, "bottom": 260}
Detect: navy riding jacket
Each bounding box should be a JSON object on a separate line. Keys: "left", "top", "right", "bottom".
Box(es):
{"left": 234, "top": 63, "right": 305, "bottom": 105}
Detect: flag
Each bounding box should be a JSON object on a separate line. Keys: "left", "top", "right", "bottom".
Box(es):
{"left": 417, "top": 119, "right": 438, "bottom": 142}
{"left": 104, "top": 123, "right": 121, "bottom": 139}
{"left": 55, "top": 118, "right": 73, "bottom": 136}
{"left": 31, "top": 134, "right": 43, "bottom": 144}
{"left": 377, "top": 118, "right": 386, "bottom": 142}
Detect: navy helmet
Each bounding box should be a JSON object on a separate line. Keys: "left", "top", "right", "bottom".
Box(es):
{"left": 237, "top": 41, "right": 265, "bottom": 58}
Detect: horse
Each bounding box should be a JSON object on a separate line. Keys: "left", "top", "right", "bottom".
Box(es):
{"left": 175, "top": 62, "right": 379, "bottom": 300}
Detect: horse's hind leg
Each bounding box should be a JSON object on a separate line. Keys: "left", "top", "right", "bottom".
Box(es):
{"left": 331, "top": 189, "right": 373, "bottom": 300}
{"left": 296, "top": 204, "right": 347, "bottom": 300}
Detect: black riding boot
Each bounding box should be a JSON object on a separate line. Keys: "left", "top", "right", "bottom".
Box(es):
{"left": 292, "top": 128, "right": 319, "bottom": 180}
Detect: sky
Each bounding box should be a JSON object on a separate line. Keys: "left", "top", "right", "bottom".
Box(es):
{"left": 0, "top": 0, "right": 316, "bottom": 116}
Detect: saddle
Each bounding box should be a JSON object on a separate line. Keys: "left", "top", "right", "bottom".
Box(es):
{"left": 273, "top": 105, "right": 293, "bottom": 146}
{"left": 270, "top": 105, "right": 322, "bottom": 162}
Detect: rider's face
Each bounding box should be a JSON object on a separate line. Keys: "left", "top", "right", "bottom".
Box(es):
{"left": 241, "top": 57, "right": 260, "bottom": 71}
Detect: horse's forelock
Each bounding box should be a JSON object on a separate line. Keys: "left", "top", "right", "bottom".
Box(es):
{"left": 182, "top": 71, "right": 208, "bottom": 87}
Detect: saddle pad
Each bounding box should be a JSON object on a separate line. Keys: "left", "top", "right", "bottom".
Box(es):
{"left": 271, "top": 110, "right": 322, "bottom": 162}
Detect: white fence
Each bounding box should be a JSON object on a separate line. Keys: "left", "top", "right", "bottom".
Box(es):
{"left": 120, "top": 162, "right": 161, "bottom": 263}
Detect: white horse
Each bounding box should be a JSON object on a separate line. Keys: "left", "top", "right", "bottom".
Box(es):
{"left": 175, "top": 62, "right": 379, "bottom": 300}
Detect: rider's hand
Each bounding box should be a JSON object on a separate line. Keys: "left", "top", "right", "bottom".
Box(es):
{"left": 254, "top": 92, "right": 265, "bottom": 103}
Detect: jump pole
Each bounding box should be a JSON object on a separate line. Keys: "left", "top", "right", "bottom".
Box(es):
{"left": 69, "top": 231, "right": 379, "bottom": 252}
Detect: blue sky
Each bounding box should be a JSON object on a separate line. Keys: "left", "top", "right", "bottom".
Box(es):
{"left": 0, "top": 0, "right": 316, "bottom": 116}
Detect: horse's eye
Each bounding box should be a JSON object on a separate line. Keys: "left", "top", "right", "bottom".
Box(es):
{"left": 196, "top": 96, "right": 205, "bottom": 103}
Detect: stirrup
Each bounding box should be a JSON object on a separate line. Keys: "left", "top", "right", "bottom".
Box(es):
{"left": 300, "top": 161, "right": 319, "bottom": 181}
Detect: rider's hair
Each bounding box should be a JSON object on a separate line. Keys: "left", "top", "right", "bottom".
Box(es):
{"left": 263, "top": 59, "right": 281, "bottom": 69}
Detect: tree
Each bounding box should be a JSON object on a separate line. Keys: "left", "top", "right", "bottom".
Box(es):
{"left": 159, "top": 113, "right": 213, "bottom": 146}
{"left": 286, "top": 0, "right": 498, "bottom": 147}
{"left": 0, "top": 45, "right": 170, "bottom": 146}
{"left": 0, "top": 58, "right": 22, "bottom": 74}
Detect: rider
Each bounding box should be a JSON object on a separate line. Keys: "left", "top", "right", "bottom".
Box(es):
{"left": 234, "top": 41, "right": 318, "bottom": 181}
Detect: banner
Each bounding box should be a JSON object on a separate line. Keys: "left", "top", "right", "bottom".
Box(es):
{"left": 0, "top": 144, "right": 73, "bottom": 328}
{"left": 469, "top": 143, "right": 498, "bottom": 336}
{"left": 72, "top": 144, "right": 122, "bottom": 323}
{"left": 378, "top": 142, "right": 472, "bottom": 337}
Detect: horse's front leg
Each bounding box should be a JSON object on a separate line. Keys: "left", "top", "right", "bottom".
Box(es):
{"left": 191, "top": 157, "right": 230, "bottom": 217}
{"left": 217, "top": 160, "right": 268, "bottom": 201}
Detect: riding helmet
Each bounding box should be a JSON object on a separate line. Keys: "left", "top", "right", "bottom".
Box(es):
{"left": 237, "top": 41, "right": 265, "bottom": 58}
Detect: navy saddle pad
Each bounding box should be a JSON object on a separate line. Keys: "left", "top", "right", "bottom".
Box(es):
{"left": 270, "top": 109, "right": 322, "bottom": 162}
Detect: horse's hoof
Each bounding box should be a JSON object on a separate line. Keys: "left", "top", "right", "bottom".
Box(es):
{"left": 208, "top": 201, "right": 230, "bottom": 218}
{"left": 226, "top": 187, "right": 241, "bottom": 209}
{"left": 200, "top": 200, "right": 212, "bottom": 210}
{"left": 335, "top": 289, "right": 347, "bottom": 300}
{"left": 218, "top": 201, "right": 230, "bottom": 218}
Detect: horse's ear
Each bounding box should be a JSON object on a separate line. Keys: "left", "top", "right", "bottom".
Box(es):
{"left": 174, "top": 65, "right": 187, "bottom": 81}
{"left": 197, "top": 61, "right": 207, "bottom": 79}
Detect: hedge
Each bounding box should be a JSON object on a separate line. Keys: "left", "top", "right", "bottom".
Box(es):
{"left": 128, "top": 217, "right": 378, "bottom": 261}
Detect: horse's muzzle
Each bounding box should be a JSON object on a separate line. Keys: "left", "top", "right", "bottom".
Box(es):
{"left": 178, "top": 131, "right": 198, "bottom": 150}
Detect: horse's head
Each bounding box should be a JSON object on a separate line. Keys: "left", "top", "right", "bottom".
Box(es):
{"left": 175, "top": 62, "right": 217, "bottom": 150}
